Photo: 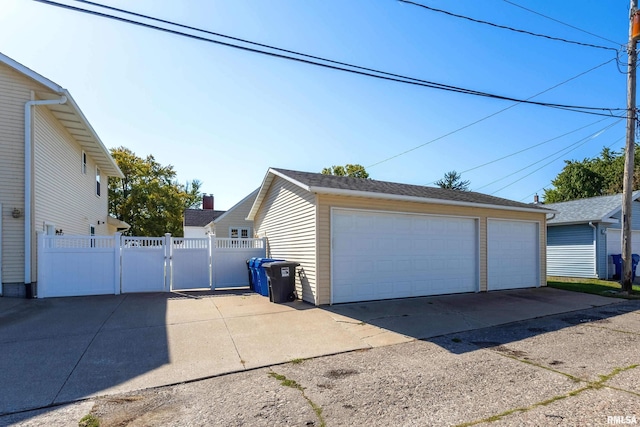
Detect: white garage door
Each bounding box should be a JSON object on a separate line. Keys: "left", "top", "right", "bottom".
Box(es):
{"left": 487, "top": 220, "right": 539, "bottom": 291}
{"left": 331, "top": 209, "right": 478, "bottom": 304}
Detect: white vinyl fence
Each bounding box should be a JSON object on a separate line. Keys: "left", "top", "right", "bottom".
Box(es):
{"left": 37, "top": 233, "right": 266, "bottom": 298}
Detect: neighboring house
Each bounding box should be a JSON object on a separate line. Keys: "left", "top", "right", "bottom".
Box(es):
{"left": 546, "top": 192, "right": 640, "bottom": 280}
{"left": 0, "top": 52, "right": 124, "bottom": 297}
{"left": 247, "top": 168, "right": 552, "bottom": 305}
{"left": 204, "top": 189, "right": 258, "bottom": 238}
{"left": 183, "top": 194, "right": 225, "bottom": 238}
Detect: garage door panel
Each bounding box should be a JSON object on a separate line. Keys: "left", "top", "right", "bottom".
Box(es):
{"left": 332, "top": 210, "right": 478, "bottom": 303}
{"left": 487, "top": 220, "right": 539, "bottom": 291}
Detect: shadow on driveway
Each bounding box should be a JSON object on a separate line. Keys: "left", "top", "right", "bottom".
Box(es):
{"left": 0, "top": 293, "right": 169, "bottom": 417}
{"left": 323, "top": 287, "right": 633, "bottom": 353}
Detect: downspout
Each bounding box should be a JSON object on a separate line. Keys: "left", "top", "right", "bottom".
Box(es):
{"left": 24, "top": 96, "right": 67, "bottom": 286}
{"left": 588, "top": 221, "right": 598, "bottom": 278}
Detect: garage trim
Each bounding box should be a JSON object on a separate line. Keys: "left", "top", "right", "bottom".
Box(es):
{"left": 330, "top": 207, "right": 480, "bottom": 304}
{"left": 487, "top": 218, "right": 541, "bottom": 291}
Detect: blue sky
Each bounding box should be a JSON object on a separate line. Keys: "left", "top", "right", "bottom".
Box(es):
{"left": 1, "top": 0, "right": 631, "bottom": 209}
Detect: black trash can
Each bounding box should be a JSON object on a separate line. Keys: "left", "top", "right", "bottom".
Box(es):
{"left": 262, "top": 261, "right": 300, "bottom": 303}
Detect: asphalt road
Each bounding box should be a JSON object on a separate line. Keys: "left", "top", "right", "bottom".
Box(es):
{"left": 3, "top": 299, "right": 639, "bottom": 427}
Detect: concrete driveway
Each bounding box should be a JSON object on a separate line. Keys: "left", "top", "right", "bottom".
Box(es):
{"left": 0, "top": 287, "right": 619, "bottom": 418}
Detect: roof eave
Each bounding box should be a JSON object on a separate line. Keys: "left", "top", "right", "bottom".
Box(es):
{"left": 548, "top": 217, "right": 619, "bottom": 226}
{"left": 61, "top": 90, "right": 123, "bottom": 178}
{"left": 247, "top": 168, "right": 309, "bottom": 220}
{"left": 308, "top": 186, "right": 556, "bottom": 214}
{"left": 0, "top": 53, "right": 122, "bottom": 178}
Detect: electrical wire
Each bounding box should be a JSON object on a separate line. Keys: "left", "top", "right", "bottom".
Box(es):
{"left": 399, "top": 0, "right": 620, "bottom": 53}
{"left": 518, "top": 135, "right": 627, "bottom": 202}
{"left": 475, "top": 120, "right": 621, "bottom": 191}
{"left": 33, "top": 0, "right": 626, "bottom": 117}
{"left": 475, "top": 120, "right": 624, "bottom": 194}
{"left": 502, "top": 0, "right": 624, "bottom": 47}
{"left": 369, "top": 58, "right": 619, "bottom": 169}
{"left": 450, "top": 117, "right": 613, "bottom": 178}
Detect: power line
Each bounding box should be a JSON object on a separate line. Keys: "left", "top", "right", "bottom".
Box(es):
{"left": 454, "top": 117, "right": 613, "bottom": 177}
{"left": 399, "top": 0, "right": 620, "bottom": 53}
{"left": 475, "top": 120, "right": 623, "bottom": 194}
{"left": 34, "top": 0, "right": 626, "bottom": 117}
{"left": 517, "top": 135, "right": 627, "bottom": 202}
{"left": 369, "top": 59, "right": 619, "bottom": 169}
{"left": 502, "top": 0, "right": 624, "bottom": 47}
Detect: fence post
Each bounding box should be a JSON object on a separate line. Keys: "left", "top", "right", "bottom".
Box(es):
{"left": 114, "top": 232, "right": 121, "bottom": 295}
{"left": 36, "top": 231, "right": 45, "bottom": 298}
{"left": 165, "top": 233, "right": 172, "bottom": 292}
{"left": 208, "top": 234, "right": 213, "bottom": 289}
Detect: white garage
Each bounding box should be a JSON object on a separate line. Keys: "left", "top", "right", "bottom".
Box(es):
{"left": 487, "top": 219, "right": 540, "bottom": 290}
{"left": 249, "top": 168, "right": 551, "bottom": 305}
{"left": 331, "top": 209, "right": 479, "bottom": 303}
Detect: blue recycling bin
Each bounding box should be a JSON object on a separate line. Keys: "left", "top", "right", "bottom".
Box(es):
{"left": 252, "top": 258, "right": 285, "bottom": 296}
{"left": 611, "top": 254, "right": 639, "bottom": 281}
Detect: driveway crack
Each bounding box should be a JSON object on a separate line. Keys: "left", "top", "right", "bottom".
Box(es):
{"left": 209, "top": 299, "right": 246, "bottom": 368}
{"left": 454, "top": 364, "right": 638, "bottom": 427}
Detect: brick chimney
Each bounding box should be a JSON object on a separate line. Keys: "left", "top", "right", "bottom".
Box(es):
{"left": 533, "top": 194, "right": 540, "bottom": 204}
{"left": 203, "top": 194, "right": 214, "bottom": 210}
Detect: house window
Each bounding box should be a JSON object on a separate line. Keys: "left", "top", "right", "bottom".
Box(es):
{"left": 230, "top": 227, "right": 250, "bottom": 238}
{"left": 82, "top": 151, "right": 87, "bottom": 174}
{"left": 96, "top": 167, "right": 101, "bottom": 196}
{"left": 90, "top": 224, "right": 96, "bottom": 247}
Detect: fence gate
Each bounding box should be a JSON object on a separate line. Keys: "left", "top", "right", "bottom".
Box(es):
{"left": 37, "top": 234, "right": 266, "bottom": 297}
{"left": 170, "top": 237, "right": 211, "bottom": 291}
{"left": 121, "top": 236, "right": 168, "bottom": 293}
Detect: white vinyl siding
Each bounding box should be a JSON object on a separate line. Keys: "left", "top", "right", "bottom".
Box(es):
{"left": 253, "top": 177, "right": 317, "bottom": 304}
{"left": 547, "top": 224, "right": 596, "bottom": 278}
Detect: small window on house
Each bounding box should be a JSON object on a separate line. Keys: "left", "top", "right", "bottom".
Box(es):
{"left": 230, "top": 227, "right": 250, "bottom": 239}
{"left": 90, "top": 224, "right": 96, "bottom": 247}
{"left": 82, "top": 151, "right": 87, "bottom": 174}
{"left": 96, "top": 167, "right": 101, "bottom": 196}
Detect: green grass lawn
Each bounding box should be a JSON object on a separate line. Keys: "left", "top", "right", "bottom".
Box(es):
{"left": 547, "top": 276, "right": 640, "bottom": 299}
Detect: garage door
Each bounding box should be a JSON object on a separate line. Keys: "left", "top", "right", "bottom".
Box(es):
{"left": 331, "top": 209, "right": 478, "bottom": 304}
{"left": 487, "top": 220, "right": 539, "bottom": 291}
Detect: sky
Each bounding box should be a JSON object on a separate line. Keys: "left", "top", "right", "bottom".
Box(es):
{"left": 0, "top": 0, "right": 632, "bottom": 209}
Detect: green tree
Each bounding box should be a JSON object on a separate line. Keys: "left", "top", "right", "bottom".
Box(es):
{"left": 543, "top": 161, "right": 605, "bottom": 203}
{"left": 543, "top": 145, "right": 640, "bottom": 203}
{"left": 108, "top": 147, "right": 201, "bottom": 236}
{"left": 435, "top": 170, "right": 470, "bottom": 191}
{"left": 321, "top": 164, "right": 370, "bottom": 178}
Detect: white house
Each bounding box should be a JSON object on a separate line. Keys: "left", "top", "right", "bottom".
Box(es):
{"left": 183, "top": 190, "right": 258, "bottom": 239}
{"left": 0, "top": 52, "right": 124, "bottom": 297}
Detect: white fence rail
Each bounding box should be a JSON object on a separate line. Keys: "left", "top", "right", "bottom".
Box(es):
{"left": 37, "top": 233, "right": 266, "bottom": 298}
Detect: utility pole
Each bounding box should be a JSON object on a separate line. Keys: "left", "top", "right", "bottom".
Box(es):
{"left": 622, "top": 0, "right": 638, "bottom": 293}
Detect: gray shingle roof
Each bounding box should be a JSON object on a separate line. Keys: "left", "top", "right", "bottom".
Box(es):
{"left": 184, "top": 209, "right": 226, "bottom": 227}
{"left": 272, "top": 168, "right": 552, "bottom": 212}
{"left": 544, "top": 192, "right": 640, "bottom": 225}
